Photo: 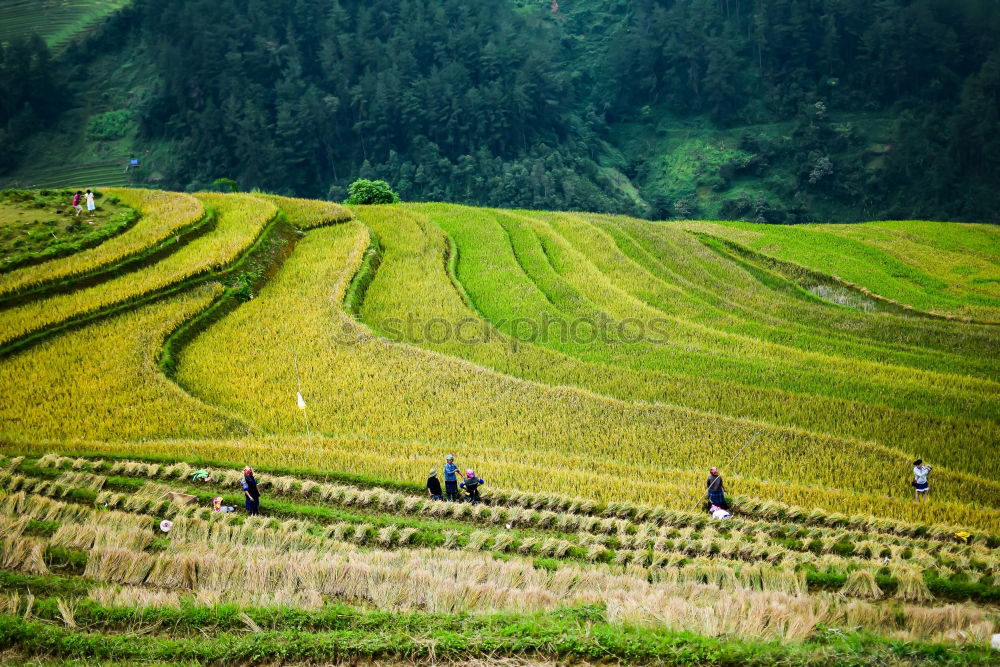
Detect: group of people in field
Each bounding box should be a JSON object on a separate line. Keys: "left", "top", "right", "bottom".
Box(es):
{"left": 189, "top": 466, "right": 260, "bottom": 515}
{"left": 176, "top": 456, "right": 930, "bottom": 525}
{"left": 426, "top": 454, "right": 484, "bottom": 503}
{"left": 70, "top": 189, "right": 96, "bottom": 219}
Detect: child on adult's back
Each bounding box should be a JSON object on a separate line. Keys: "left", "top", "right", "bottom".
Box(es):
{"left": 460, "top": 469, "right": 485, "bottom": 504}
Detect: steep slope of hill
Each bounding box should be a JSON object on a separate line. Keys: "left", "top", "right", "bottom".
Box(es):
{"left": 2, "top": 192, "right": 997, "bottom": 530}
{"left": 0, "top": 190, "right": 998, "bottom": 662}
{"left": 2, "top": 0, "right": 999, "bottom": 221}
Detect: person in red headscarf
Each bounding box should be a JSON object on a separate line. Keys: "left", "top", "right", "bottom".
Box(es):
{"left": 460, "top": 469, "right": 484, "bottom": 504}
{"left": 242, "top": 467, "right": 260, "bottom": 515}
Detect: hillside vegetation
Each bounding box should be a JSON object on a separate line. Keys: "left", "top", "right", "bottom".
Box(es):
{"left": 3, "top": 0, "right": 1000, "bottom": 221}
{"left": 0, "top": 190, "right": 998, "bottom": 661}
{"left": 0, "top": 0, "right": 130, "bottom": 51}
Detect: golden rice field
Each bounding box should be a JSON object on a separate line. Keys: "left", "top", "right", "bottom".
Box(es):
{"left": 0, "top": 452, "right": 997, "bottom": 663}
{"left": 0, "top": 192, "right": 276, "bottom": 349}
{"left": 0, "top": 191, "right": 997, "bottom": 662}
{"left": 0, "top": 189, "right": 204, "bottom": 297}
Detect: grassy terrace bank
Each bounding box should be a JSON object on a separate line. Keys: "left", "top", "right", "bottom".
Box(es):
{"left": 0, "top": 610, "right": 997, "bottom": 665}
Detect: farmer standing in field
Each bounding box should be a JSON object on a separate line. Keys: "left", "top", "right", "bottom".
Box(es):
{"left": 426, "top": 468, "right": 443, "bottom": 501}
{"left": 707, "top": 466, "right": 727, "bottom": 509}
{"left": 913, "top": 459, "right": 931, "bottom": 502}
{"left": 242, "top": 466, "right": 260, "bottom": 515}
{"left": 443, "top": 454, "right": 460, "bottom": 502}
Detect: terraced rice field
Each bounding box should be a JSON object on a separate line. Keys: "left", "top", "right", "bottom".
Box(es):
{"left": 0, "top": 192, "right": 275, "bottom": 349}
{"left": 0, "top": 192, "right": 997, "bottom": 662}
{"left": 684, "top": 219, "right": 1000, "bottom": 321}
{"left": 0, "top": 453, "right": 997, "bottom": 663}
{"left": 0, "top": 189, "right": 205, "bottom": 299}
{"left": 0, "top": 0, "right": 130, "bottom": 51}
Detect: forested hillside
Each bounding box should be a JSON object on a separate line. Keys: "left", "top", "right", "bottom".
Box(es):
{"left": 3, "top": 0, "right": 999, "bottom": 221}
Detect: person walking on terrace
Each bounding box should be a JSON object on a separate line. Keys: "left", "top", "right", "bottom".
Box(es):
{"left": 242, "top": 466, "right": 260, "bottom": 515}
{"left": 707, "top": 466, "right": 727, "bottom": 509}
{"left": 71, "top": 191, "right": 83, "bottom": 217}
{"left": 84, "top": 189, "right": 96, "bottom": 218}
{"left": 443, "top": 455, "right": 460, "bottom": 502}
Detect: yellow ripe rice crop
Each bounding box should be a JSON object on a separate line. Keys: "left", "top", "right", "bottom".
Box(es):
{"left": 0, "top": 192, "right": 997, "bottom": 558}
{"left": 260, "top": 194, "right": 352, "bottom": 229}
{"left": 168, "top": 222, "right": 999, "bottom": 531}
{"left": 0, "top": 193, "right": 275, "bottom": 349}
{"left": 0, "top": 189, "right": 204, "bottom": 297}
{"left": 418, "top": 205, "right": 1000, "bottom": 477}
{"left": 0, "top": 282, "right": 242, "bottom": 441}
{"left": 54, "top": 452, "right": 1000, "bottom": 554}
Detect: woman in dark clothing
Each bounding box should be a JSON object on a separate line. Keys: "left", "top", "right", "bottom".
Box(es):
{"left": 460, "top": 469, "right": 484, "bottom": 504}
{"left": 242, "top": 466, "right": 260, "bottom": 515}
{"left": 706, "top": 466, "right": 726, "bottom": 509}
{"left": 426, "top": 468, "right": 443, "bottom": 500}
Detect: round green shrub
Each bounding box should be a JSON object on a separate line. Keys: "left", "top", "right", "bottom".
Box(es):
{"left": 344, "top": 179, "right": 400, "bottom": 205}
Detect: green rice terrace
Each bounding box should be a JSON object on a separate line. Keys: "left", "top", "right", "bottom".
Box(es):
{"left": 0, "top": 190, "right": 998, "bottom": 664}
{"left": 0, "top": 0, "right": 130, "bottom": 52}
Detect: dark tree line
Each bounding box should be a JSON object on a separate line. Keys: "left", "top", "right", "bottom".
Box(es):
{"left": 5, "top": 0, "right": 1000, "bottom": 220}
{"left": 0, "top": 35, "right": 62, "bottom": 172}
{"left": 603, "top": 0, "right": 1000, "bottom": 220}
{"left": 97, "top": 0, "right": 638, "bottom": 213}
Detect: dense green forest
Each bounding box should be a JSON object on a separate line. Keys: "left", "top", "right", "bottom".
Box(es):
{"left": 3, "top": 0, "right": 1000, "bottom": 221}
{"left": 0, "top": 35, "right": 61, "bottom": 173}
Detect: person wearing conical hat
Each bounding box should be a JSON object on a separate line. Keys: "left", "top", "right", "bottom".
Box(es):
{"left": 426, "top": 468, "right": 443, "bottom": 501}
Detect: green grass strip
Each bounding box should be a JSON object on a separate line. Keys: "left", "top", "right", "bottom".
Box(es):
{"left": 0, "top": 610, "right": 995, "bottom": 664}
{"left": 0, "top": 570, "right": 93, "bottom": 597}
{"left": 342, "top": 228, "right": 382, "bottom": 317}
